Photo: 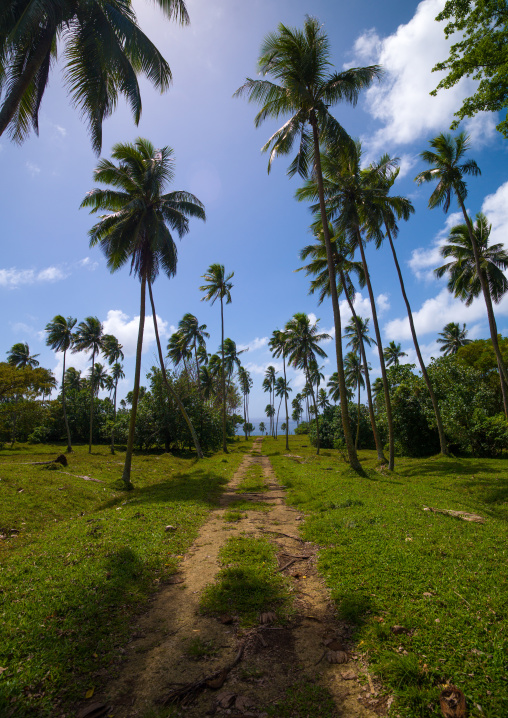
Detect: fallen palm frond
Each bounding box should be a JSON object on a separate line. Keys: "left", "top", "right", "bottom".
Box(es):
{"left": 423, "top": 506, "right": 485, "bottom": 523}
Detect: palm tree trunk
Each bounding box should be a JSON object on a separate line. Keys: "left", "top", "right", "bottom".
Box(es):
{"left": 356, "top": 381, "right": 361, "bottom": 450}
{"left": 283, "top": 353, "right": 290, "bottom": 451}
{"left": 385, "top": 226, "right": 449, "bottom": 453}
{"left": 356, "top": 230, "right": 395, "bottom": 470}
{"left": 310, "top": 115, "right": 361, "bottom": 471}
{"left": 220, "top": 296, "right": 228, "bottom": 452}
{"left": 111, "top": 379, "right": 117, "bottom": 455}
{"left": 305, "top": 361, "right": 321, "bottom": 455}
{"left": 458, "top": 198, "right": 508, "bottom": 413}
{"left": 88, "top": 348, "right": 95, "bottom": 454}
{"left": 148, "top": 283, "right": 204, "bottom": 458}
{"left": 338, "top": 266, "right": 386, "bottom": 462}
{"left": 122, "top": 274, "right": 147, "bottom": 490}
{"left": 61, "top": 349, "right": 72, "bottom": 453}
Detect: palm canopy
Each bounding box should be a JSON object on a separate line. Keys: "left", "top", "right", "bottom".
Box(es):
{"left": 383, "top": 341, "right": 407, "bottom": 367}
{"left": 437, "top": 322, "right": 472, "bottom": 356}
{"left": 234, "top": 16, "right": 381, "bottom": 177}
{"left": 45, "top": 315, "right": 77, "bottom": 353}
{"left": 414, "top": 132, "right": 480, "bottom": 213}
{"left": 7, "top": 342, "right": 40, "bottom": 368}
{"left": 343, "top": 316, "right": 376, "bottom": 354}
{"left": 72, "top": 317, "right": 104, "bottom": 357}
{"left": 102, "top": 334, "right": 124, "bottom": 365}
{"left": 344, "top": 351, "right": 365, "bottom": 390}
{"left": 285, "top": 313, "right": 329, "bottom": 370}
{"left": 82, "top": 138, "right": 205, "bottom": 282}
{"left": 435, "top": 213, "right": 508, "bottom": 306}
{"left": 178, "top": 313, "right": 209, "bottom": 351}
{"left": 199, "top": 264, "right": 234, "bottom": 305}
{"left": 0, "top": 0, "right": 189, "bottom": 153}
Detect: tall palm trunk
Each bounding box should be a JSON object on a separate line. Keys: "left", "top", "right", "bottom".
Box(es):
{"left": 385, "top": 225, "right": 450, "bottom": 453}
{"left": 356, "top": 380, "right": 361, "bottom": 450}
{"left": 356, "top": 230, "right": 395, "bottom": 470}
{"left": 458, "top": 200, "right": 508, "bottom": 418}
{"left": 88, "top": 348, "right": 96, "bottom": 454}
{"left": 304, "top": 360, "right": 321, "bottom": 454}
{"left": 148, "top": 283, "right": 203, "bottom": 458}
{"left": 111, "top": 379, "right": 118, "bottom": 455}
{"left": 220, "top": 296, "right": 228, "bottom": 452}
{"left": 338, "top": 265, "right": 386, "bottom": 462}
{"left": 310, "top": 115, "right": 361, "bottom": 471}
{"left": 283, "top": 352, "right": 290, "bottom": 450}
{"left": 122, "top": 273, "right": 146, "bottom": 490}
{"left": 61, "top": 349, "right": 72, "bottom": 453}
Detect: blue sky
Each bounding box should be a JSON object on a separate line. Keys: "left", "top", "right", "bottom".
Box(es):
{"left": 1, "top": 0, "right": 507, "bottom": 419}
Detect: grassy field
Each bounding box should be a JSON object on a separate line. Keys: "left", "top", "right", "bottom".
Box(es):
{"left": 265, "top": 436, "right": 508, "bottom": 718}
{"left": 0, "top": 440, "right": 250, "bottom": 717}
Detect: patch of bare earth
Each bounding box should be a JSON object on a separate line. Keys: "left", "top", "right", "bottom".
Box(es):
{"left": 81, "top": 439, "right": 387, "bottom": 717}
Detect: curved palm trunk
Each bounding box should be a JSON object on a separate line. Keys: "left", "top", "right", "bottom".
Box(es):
{"left": 356, "top": 381, "right": 361, "bottom": 450}
{"left": 356, "top": 230, "right": 395, "bottom": 470}
{"left": 220, "top": 296, "right": 228, "bottom": 452}
{"left": 338, "top": 265, "right": 386, "bottom": 462}
{"left": 458, "top": 200, "right": 508, "bottom": 418}
{"left": 148, "top": 283, "right": 203, "bottom": 458}
{"left": 283, "top": 353, "right": 290, "bottom": 450}
{"left": 61, "top": 349, "right": 72, "bottom": 453}
{"left": 88, "top": 348, "right": 96, "bottom": 454}
{"left": 385, "top": 226, "right": 450, "bottom": 453}
{"left": 122, "top": 273, "right": 147, "bottom": 490}
{"left": 310, "top": 116, "right": 361, "bottom": 471}
{"left": 111, "top": 379, "right": 118, "bottom": 455}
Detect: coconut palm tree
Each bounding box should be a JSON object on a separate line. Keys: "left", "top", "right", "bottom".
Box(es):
{"left": 285, "top": 313, "right": 329, "bottom": 454}
{"left": 178, "top": 313, "right": 209, "bottom": 381}
{"left": 263, "top": 365, "right": 277, "bottom": 437}
{"left": 65, "top": 367, "right": 83, "bottom": 392}
{"left": 259, "top": 421, "right": 266, "bottom": 435}
{"left": 327, "top": 372, "right": 354, "bottom": 404}
{"left": 238, "top": 366, "right": 253, "bottom": 439}
{"left": 7, "top": 342, "right": 40, "bottom": 368}
{"left": 89, "top": 362, "right": 108, "bottom": 396}
{"left": 200, "top": 264, "right": 234, "bottom": 453}
{"left": 109, "top": 362, "right": 125, "bottom": 453}
{"left": 0, "top": 0, "right": 189, "bottom": 153}
{"left": 167, "top": 331, "right": 192, "bottom": 373}
{"left": 292, "top": 394, "right": 303, "bottom": 425}
{"left": 371, "top": 154, "right": 449, "bottom": 455}
{"left": 415, "top": 132, "right": 508, "bottom": 401}
{"left": 235, "top": 16, "right": 381, "bottom": 472}
{"left": 274, "top": 375, "right": 292, "bottom": 438}
{"left": 265, "top": 404, "right": 275, "bottom": 431}
{"left": 383, "top": 341, "right": 407, "bottom": 367}
{"left": 317, "top": 388, "right": 330, "bottom": 412}
{"left": 344, "top": 351, "right": 365, "bottom": 449}
{"left": 81, "top": 138, "right": 205, "bottom": 487}
{"left": 437, "top": 322, "right": 472, "bottom": 356}
{"left": 102, "top": 334, "right": 124, "bottom": 367}
{"left": 72, "top": 316, "right": 103, "bottom": 454}
{"left": 45, "top": 315, "right": 77, "bottom": 452}
{"left": 269, "top": 329, "right": 291, "bottom": 450}
{"left": 221, "top": 338, "right": 246, "bottom": 396}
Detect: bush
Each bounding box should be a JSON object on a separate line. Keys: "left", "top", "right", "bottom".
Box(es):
{"left": 27, "top": 425, "right": 51, "bottom": 444}
{"left": 294, "top": 421, "right": 310, "bottom": 435}
{"left": 309, "top": 405, "right": 375, "bottom": 450}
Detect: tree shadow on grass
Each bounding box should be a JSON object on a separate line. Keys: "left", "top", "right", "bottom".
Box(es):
{"left": 399, "top": 457, "right": 502, "bottom": 478}
{"left": 458, "top": 475, "right": 508, "bottom": 520}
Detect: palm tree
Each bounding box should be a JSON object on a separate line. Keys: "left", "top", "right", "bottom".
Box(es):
{"left": 327, "top": 372, "right": 354, "bottom": 404}
{"left": 102, "top": 334, "right": 125, "bottom": 453}
{"left": 292, "top": 394, "right": 303, "bottom": 425}
{"left": 45, "top": 315, "right": 77, "bottom": 452}
{"left": 167, "top": 331, "right": 192, "bottom": 373}
{"left": 109, "top": 362, "right": 125, "bottom": 453}
{"left": 200, "top": 264, "right": 234, "bottom": 453}
{"left": 238, "top": 366, "right": 253, "bottom": 439}
{"left": 285, "top": 313, "right": 329, "bottom": 454}
{"left": 274, "top": 375, "right": 292, "bottom": 438}
{"left": 221, "top": 338, "right": 246, "bottom": 396}
{"left": 263, "top": 365, "right": 277, "bottom": 437}
{"left": 199, "top": 365, "right": 215, "bottom": 401}
{"left": 89, "top": 362, "right": 108, "bottom": 396}
{"left": 415, "top": 132, "right": 508, "bottom": 403}
{"left": 81, "top": 138, "right": 205, "bottom": 487}
{"left": 269, "top": 329, "right": 291, "bottom": 450}
{"left": 259, "top": 421, "right": 266, "bottom": 436}
{"left": 344, "top": 351, "right": 365, "bottom": 450}
{"left": 437, "top": 322, "right": 472, "bottom": 356}
{"left": 7, "top": 342, "right": 40, "bottom": 368}
{"left": 178, "top": 313, "right": 209, "bottom": 382}
{"left": 383, "top": 341, "right": 407, "bottom": 367}
{"left": 265, "top": 403, "right": 275, "bottom": 431}
{"left": 317, "top": 388, "right": 330, "bottom": 412}
{"left": 235, "top": 16, "right": 381, "bottom": 472}
{"left": 371, "top": 154, "right": 450, "bottom": 455}
{"left": 65, "top": 367, "right": 83, "bottom": 392}
{"left": 72, "top": 316, "right": 103, "bottom": 454}
{"left": 0, "top": 0, "right": 189, "bottom": 153}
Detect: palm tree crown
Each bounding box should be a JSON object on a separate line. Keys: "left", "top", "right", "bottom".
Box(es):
{"left": 437, "top": 322, "right": 472, "bottom": 356}
{"left": 7, "top": 342, "right": 40, "bottom": 368}
{"left": 383, "top": 341, "right": 407, "bottom": 367}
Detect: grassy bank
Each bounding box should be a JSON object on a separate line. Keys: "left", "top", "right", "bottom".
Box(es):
{"left": 265, "top": 436, "right": 507, "bottom": 718}
{"left": 0, "top": 440, "right": 250, "bottom": 717}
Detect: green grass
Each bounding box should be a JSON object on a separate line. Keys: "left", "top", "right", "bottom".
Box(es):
{"left": 266, "top": 680, "right": 339, "bottom": 717}
{"left": 0, "top": 440, "right": 250, "bottom": 717}
{"left": 264, "top": 436, "right": 508, "bottom": 718}
{"left": 183, "top": 636, "right": 219, "bottom": 660}
{"left": 223, "top": 509, "right": 244, "bottom": 522}
{"left": 199, "top": 535, "right": 291, "bottom": 626}
{"left": 236, "top": 462, "right": 267, "bottom": 493}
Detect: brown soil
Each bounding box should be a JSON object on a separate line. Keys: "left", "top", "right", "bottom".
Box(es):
{"left": 82, "top": 439, "right": 388, "bottom": 717}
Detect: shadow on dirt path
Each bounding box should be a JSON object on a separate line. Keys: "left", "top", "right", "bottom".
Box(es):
{"left": 80, "top": 439, "right": 388, "bottom": 717}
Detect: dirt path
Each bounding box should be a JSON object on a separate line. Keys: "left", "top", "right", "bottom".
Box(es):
{"left": 84, "top": 439, "right": 388, "bottom": 717}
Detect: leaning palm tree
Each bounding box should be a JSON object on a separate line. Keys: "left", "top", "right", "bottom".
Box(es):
{"left": 45, "top": 315, "right": 77, "bottom": 452}
{"left": 285, "top": 312, "right": 329, "bottom": 454}
{"left": 0, "top": 0, "right": 189, "bottom": 153}
{"left": 7, "top": 342, "right": 40, "bottom": 368}
{"left": 81, "top": 137, "right": 205, "bottom": 488}
{"left": 415, "top": 132, "right": 508, "bottom": 402}
{"left": 200, "top": 264, "right": 234, "bottom": 453}
{"left": 269, "top": 329, "right": 291, "bottom": 450}
{"left": 235, "top": 16, "right": 381, "bottom": 472}
{"left": 72, "top": 316, "right": 103, "bottom": 454}
{"left": 437, "top": 322, "right": 472, "bottom": 356}
{"left": 383, "top": 341, "right": 407, "bottom": 367}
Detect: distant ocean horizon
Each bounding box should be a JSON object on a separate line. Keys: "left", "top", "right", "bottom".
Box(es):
{"left": 235, "top": 417, "right": 301, "bottom": 436}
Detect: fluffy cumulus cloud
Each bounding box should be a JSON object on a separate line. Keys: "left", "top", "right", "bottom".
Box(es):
{"left": 339, "top": 291, "right": 390, "bottom": 323}
{"left": 102, "top": 309, "right": 169, "bottom": 357}
{"left": 347, "top": 0, "right": 497, "bottom": 154}
{"left": 238, "top": 336, "right": 268, "bottom": 353}
{"left": 408, "top": 211, "right": 462, "bottom": 281}
{"left": 483, "top": 181, "right": 508, "bottom": 251}
{"left": 0, "top": 265, "right": 68, "bottom": 288}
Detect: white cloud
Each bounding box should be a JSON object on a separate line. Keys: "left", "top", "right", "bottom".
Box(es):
{"left": 26, "top": 161, "right": 41, "bottom": 177}
{"left": 11, "top": 322, "right": 36, "bottom": 337}
{"left": 397, "top": 154, "right": 418, "bottom": 179}
{"left": 238, "top": 336, "right": 268, "bottom": 352}
{"left": 0, "top": 266, "right": 68, "bottom": 288}
{"left": 102, "top": 309, "right": 169, "bottom": 358}
{"left": 408, "top": 211, "right": 462, "bottom": 281}
{"left": 78, "top": 257, "right": 99, "bottom": 271}
{"left": 483, "top": 181, "right": 508, "bottom": 251}
{"left": 339, "top": 291, "right": 390, "bottom": 323}
{"left": 244, "top": 361, "right": 283, "bottom": 377}
{"left": 348, "top": 0, "right": 497, "bottom": 153}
